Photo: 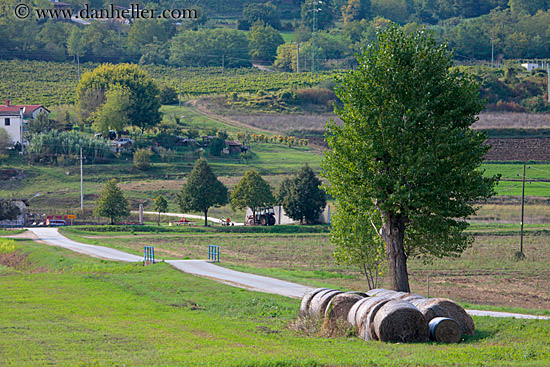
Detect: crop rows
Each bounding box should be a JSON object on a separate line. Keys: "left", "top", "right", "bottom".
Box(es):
{"left": 0, "top": 60, "right": 338, "bottom": 107}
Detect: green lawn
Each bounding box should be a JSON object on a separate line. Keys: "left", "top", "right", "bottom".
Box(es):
{"left": 1, "top": 238, "right": 550, "bottom": 366}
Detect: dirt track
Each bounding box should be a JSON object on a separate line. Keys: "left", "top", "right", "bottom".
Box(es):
{"left": 485, "top": 138, "right": 550, "bottom": 161}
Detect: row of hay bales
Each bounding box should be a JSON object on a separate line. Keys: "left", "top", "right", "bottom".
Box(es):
{"left": 300, "top": 288, "right": 475, "bottom": 343}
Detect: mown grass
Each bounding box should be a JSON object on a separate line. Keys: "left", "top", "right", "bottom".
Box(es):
{"left": 59, "top": 222, "right": 550, "bottom": 313}
{"left": 1, "top": 238, "right": 550, "bottom": 366}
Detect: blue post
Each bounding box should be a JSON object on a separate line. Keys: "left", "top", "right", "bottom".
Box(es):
{"left": 144, "top": 246, "right": 155, "bottom": 263}
{"left": 208, "top": 245, "right": 219, "bottom": 263}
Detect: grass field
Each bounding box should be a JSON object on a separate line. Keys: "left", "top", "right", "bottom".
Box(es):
{"left": 58, "top": 222, "right": 550, "bottom": 313}
{"left": 1, "top": 237, "right": 550, "bottom": 366}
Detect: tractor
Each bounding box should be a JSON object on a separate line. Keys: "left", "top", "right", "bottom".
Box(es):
{"left": 245, "top": 207, "right": 276, "bottom": 226}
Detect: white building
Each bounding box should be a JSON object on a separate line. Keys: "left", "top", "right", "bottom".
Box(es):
{"left": 0, "top": 100, "right": 50, "bottom": 146}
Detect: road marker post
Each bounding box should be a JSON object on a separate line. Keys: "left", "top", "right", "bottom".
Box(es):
{"left": 144, "top": 246, "right": 155, "bottom": 264}
{"left": 208, "top": 245, "right": 219, "bottom": 263}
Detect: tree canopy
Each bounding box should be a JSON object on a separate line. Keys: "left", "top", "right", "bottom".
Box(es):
{"left": 0, "top": 200, "right": 20, "bottom": 221}
{"left": 76, "top": 63, "right": 161, "bottom": 133}
{"left": 94, "top": 178, "right": 130, "bottom": 225}
{"left": 154, "top": 194, "right": 168, "bottom": 226}
{"left": 177, "top": 158, "right": 228, "bottom": 226}
{"left": 231, "top": 169, "right": 274, "bottom": 222}
{"left": 322, "top": 24, "right": 499, "bottom": 292}
{"left": 277, "top": 164, "right": 326, "bottom": 224}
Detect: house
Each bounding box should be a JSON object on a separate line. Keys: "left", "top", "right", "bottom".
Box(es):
{"left": 226, "top": 140, "right": 243, "bottom": 154}
{"left": 0, "top": 100, "right": 50, "bottom": 147}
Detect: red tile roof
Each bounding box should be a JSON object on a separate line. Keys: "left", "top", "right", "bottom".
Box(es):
{"left": 0, "top": 104, "right": 49, "bottom": 114}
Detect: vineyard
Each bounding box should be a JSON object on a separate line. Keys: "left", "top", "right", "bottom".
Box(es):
{"left": 0, "top": 60, "right": 338, "bottom": 107}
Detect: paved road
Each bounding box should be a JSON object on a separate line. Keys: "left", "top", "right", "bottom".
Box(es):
{"left": 23, "top": 228, "right": 550, "bottom": 319}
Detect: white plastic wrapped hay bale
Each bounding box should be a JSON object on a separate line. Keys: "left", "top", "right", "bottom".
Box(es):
{"left": 300, "top": 288, "right": 331, "bottom": 317}
{"left": 429, "top": 317, "right": 462, "bottom": 343}
{"left": 371, "top": 300, "right": 429, "bottom": 343}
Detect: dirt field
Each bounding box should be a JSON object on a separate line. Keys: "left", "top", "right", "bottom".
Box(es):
{"left": 485, "top": 138, "right": 550, "bottom": 161}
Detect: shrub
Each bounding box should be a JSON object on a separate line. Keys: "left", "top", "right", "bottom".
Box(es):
{"left": 133, "top": 148, "right": 153, "bottom": 170}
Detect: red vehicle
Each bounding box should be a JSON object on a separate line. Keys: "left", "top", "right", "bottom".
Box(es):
{"left": 174, "top": 217, "right": 192, "bottom": 225}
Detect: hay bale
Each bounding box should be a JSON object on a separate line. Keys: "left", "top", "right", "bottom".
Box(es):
{"left": 353, "top": 296, "right": 391, "bottom": 340}
{"left": 309, "top": 290, "right": 343, "bottom": 319}
{"left": 347, "top": 297, "right": 373, "bottom": 327}
{"left": 300, "top": 288, "right": 331, "bottom": 317}
{"left": 347, "top": 291, "right": 369, "bottom": 298}
{"left": 429, "top": 317, "right": 462, "bottom": 343}
{"left": 372, "top": 300, "right": 429, "bottom": 343}
{"left": 398, "top": 294, "right": 425, "bottom": 302}
{"left": 417, "top": 298, "right": 475, "bottom": 336}
{"left": 366, "top": 288, "right": 390, "bottom": 297}
{"left": 323, "top": 293, "right": 364, "bottom": 331}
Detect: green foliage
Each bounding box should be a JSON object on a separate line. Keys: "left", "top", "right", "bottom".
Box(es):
{"left": 277, "top": 165, "right": 326, "bottom": 224}
{"left": 93, "top": 178, "right": 130, "bottom": 225}
{"left": 26, "top": 130, "right": 111, "bottom": 164}
{"left": 0, "top": 127, "right": 12, "bottom": 151}
{"left": 91, "top": 86, "right": 131, "bottom": 136}
{"left": 301, "top": 0, "right": 335, "bottom": 30}
{"left": 158, "top": 83, "right": 178, "bottom": 105}
{"left": 247, "top": 22, "right": 284, "bottom": 63}
{"left": 331, "top": 203, "right": 386, "bottom": 289}
{"left": 208, "top": 137, "right": 225, "bottom": 157}
{"left": 242, "top": 2, "right": 281, "bottom": 30}
{"left": 153, "top": 194, "right": 168, "bottom": 226}
{"left": 133, "top": 148, "right": 153, "bottom": 171}
{"left": 177, "top": 158, "right": 228, "bottom": 226}
{"left": 170, "top": 29, "right": 251, "bottom": 68}
{"left": 323, "top": 24, "right": 499, "bottom": 291}
{"left": 76, "top": 63, "right": 161, "bottom": 133}
{"left": 231, "top": 170, "right": 275, "bottom": 219}
{"left": 25, "top": 111, "right": 58, "bottom": 138}
{"left": 0, "top": 200, "right": 20, "bottom": 221}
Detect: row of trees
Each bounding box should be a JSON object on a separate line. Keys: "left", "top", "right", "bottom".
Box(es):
{"left": 3, "top": 0, "right": 550, "bottom": 67}
{"left": 94, "top": 158, "right": 327, "bottom": 227}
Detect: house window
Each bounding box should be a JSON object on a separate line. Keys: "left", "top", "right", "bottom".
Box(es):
{"left": 4, "top": 118, "right": 10, "bottom": 126}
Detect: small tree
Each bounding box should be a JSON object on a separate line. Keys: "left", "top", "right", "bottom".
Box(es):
{"left": 277, "top": 164, "right": 326, "bottom": 224}
{"left": 209, "top": 137, "right": 225, "bottom": 156}
{"left": 94, "top": 178, "right": 130, "bottom": 225}
{"left": 153, "top": 195, "right": 168, "bottom": 226}
{"left": 177, "top": 158, "right": 228, "bottom": 226}
{"left": 231, "top": 169, "right": 274, "bottom": 224}
{"left": 0, "top": 128, "right": 12, "bottom": 160}
{"left": 133, "top": 148, "right": 153, "bottom": 171}
{"left": 331, "top": 202, "right": 386, "bottom": 290}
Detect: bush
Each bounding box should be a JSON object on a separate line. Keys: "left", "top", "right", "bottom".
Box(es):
{"left": 158, "top": 84, "right": 178, "bottom": 105}
{"left": 133, "top": 148, "right": 153, "bottom": 170}
{"left": 209, "top": 137, "right": 225, "bottom": 156}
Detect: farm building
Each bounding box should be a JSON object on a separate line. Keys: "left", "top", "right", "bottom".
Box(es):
{"left": 0, "top": 100, "right": 50, "bottom": 147}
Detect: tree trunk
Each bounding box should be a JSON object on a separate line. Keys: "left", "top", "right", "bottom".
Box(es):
{"left": 380, "top": 212, "right": 410, "bottom": 292}
{"left": 158, "top": 212, "right": 160, "bottom": 226}
{"left": 204, "top": 209, "right": 208, "bottom": 226}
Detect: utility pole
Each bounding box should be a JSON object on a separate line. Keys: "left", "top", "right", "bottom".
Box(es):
{"left": 178, "top": 67, "right": 182, "bottom": 108}
{"left": 80, "top": 147, "right": 84, "bottom": 210}
{"left": 296, "top": 42, "right": 300, "bottom": 73}
{"left": 77, "top": 50, "right": 81, "bottom": 81}
{"left": 490, "top": 30, "right": 495, "bottom": 68}
{"left": 519, "top": 163, "right": 526, "bottom": 258}
{"left": 311, "top": 0, "right": 320, "bottom": 74}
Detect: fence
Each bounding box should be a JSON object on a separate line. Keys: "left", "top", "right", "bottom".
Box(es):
{"left": 208, "top": 245, "right": 219, "bottom": 263}
{"left": 0, "top": 220, "right": 23, "bottom": 229}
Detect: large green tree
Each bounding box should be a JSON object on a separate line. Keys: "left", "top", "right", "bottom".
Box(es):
{"left": 247, "top": 21, "right": 284, "bottom": 63}
{"left": 94, "top": 178, "right": 130, "bottom": 225}
{"left": 322, "top": 25, "right": 499, "bottom": 292}
{"left": 76, "top": 63, "right": 161, "bottom": 133}
{"left": 231, "top": 170, "right": 274, "bottom": 224}
{"left": 277, "top": 164, "right": 326, "bottom": 224}
{"left": 177, "top": 158, "right": 228, "bottom": 226}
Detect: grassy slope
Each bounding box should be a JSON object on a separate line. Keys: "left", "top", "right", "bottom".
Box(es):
{"left": 1, "top": 238, "right": 550, "bottom": 366}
